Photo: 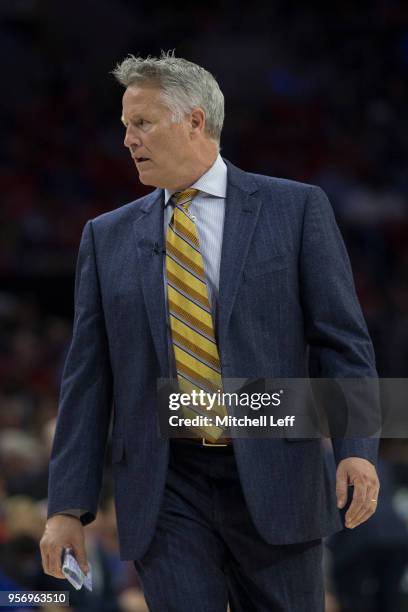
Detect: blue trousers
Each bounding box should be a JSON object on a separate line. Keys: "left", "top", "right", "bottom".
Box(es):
{"left": 134, "top": 440, "right": 324, "bottom": 611}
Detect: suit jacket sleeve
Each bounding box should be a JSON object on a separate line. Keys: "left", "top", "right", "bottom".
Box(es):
{"left": 300, "top": 186, "right": 379, "bottom": 466}
{"left": 47, "top": 220, "right": 113, "bottom": 526}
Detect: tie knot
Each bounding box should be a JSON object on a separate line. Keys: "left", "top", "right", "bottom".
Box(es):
{"left": 172, "top": 188, "right": 199, "bottom": 209}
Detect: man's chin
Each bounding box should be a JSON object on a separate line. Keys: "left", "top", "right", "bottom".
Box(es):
{"left": 137, "top": 171, "right": 157, "bottom": 187}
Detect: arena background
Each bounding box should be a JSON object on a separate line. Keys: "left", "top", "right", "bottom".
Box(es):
{"left": 1, "top": 1, "right": 408, "bottom": 610}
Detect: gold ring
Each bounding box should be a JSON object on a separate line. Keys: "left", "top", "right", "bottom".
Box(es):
{"left": 371, "top": 499, "right": 377, "bottom": 503}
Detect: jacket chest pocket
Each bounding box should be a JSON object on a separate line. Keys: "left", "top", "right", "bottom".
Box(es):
{"left": 243, "top": 255, "right": 291, "bottom": 280}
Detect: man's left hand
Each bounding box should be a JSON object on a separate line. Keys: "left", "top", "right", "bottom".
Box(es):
{"left": 336, "top": 457, "right": 380, "bottom": 529}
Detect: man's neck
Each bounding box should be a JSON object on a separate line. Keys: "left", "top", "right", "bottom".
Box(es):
{"left": 172, "top": 153, "right": 218, "bottom": 191}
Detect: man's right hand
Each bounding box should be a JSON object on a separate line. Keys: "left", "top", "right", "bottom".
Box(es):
{"left": 40, "top": 515, "right": 88, "bottom": 579}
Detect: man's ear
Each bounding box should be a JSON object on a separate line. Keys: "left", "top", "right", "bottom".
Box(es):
{"left": 190, "top": 107, "right": 206, "bottom": 136}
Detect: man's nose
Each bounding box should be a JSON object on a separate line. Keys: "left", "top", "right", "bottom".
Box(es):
{"left": 124, "top": 126, "right": 142, "bottom": 149}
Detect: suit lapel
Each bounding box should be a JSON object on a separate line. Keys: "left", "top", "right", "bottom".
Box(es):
{"left": 217, "top": 161, "right": 262, "bottom": 346}
{"left": 133, "top": 189, "right": 170, "bottom": 376}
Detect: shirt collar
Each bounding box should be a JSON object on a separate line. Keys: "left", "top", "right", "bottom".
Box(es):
{"left": 164, "top": 154, "right": 227, "bottom": 206}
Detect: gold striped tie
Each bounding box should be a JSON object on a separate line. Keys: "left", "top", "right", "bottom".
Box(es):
{"left": 166, "top": 188, "right": 228, "bottom": 442}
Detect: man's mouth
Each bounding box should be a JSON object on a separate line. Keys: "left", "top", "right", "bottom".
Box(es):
{"left": 134, "top": 156, "right": 150, "bottom": 163}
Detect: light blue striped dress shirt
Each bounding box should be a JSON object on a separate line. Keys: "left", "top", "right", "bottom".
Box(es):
{"left": 164, "top": 154, "right": 227, "bottom": 374}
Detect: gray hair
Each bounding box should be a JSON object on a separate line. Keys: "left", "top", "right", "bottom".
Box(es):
{"left": 112, "top": 51, "right": 224, "bottom": 144}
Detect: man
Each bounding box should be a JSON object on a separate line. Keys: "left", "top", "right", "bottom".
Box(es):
{"left": 40, "top": 52, "right": 380, "bottom": 610}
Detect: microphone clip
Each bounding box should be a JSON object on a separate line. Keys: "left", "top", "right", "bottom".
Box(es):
{"left": 152, "top": 242, "right": 166, "bottom": 256}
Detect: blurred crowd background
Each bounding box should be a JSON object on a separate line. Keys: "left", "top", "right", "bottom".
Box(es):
{"left": 1, "top": 0, "right": 408, "bottom": 610}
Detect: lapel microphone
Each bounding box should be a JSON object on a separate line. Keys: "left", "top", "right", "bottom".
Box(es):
{"left": 152, "top": 242, "right": 166, "bottom": 256}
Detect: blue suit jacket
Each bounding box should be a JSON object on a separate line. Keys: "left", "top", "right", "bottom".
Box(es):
{"left": 48, "top": 160, "right": 378, "bottom": 560}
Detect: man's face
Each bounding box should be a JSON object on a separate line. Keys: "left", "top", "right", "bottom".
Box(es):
{"left": 122, "top": 85, "right": 194, "bottom": 189}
